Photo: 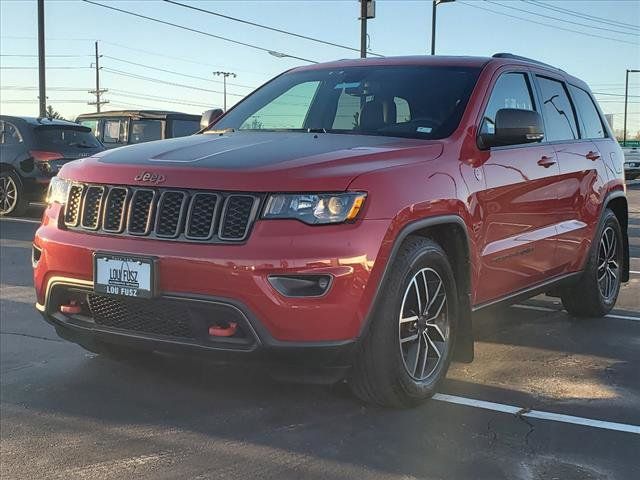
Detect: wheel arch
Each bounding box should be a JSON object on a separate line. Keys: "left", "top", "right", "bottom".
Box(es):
{"left": 362, "top": 215, "right": 475, "bottom": 363}
{"left": 603, "top": 191, "right": 629, "bottom": 282}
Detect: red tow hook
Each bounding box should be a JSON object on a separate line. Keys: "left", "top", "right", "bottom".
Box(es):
{"left": 208, "top": 322, "right": 238, "bottom": 337}
{"left": 60, "top": 300, "right": 82, "bottom": 315}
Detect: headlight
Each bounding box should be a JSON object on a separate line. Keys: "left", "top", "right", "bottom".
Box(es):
{"left": 46, "top": 176, "right": 71, "bottom": 205}
{"left": 262, "top": 193, "right": 366, "bottom": 224}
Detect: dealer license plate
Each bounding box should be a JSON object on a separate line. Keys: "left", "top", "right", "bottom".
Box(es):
{"left": 94, "top": 253, "right": 155, "bottom": 298}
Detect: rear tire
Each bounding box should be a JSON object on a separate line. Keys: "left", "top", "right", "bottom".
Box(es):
{"left": 0, "top": 171, "right": 27, "bottom": 217}
{"left": 349, "top": 237, "right": 457, "bottom": 407}
{"left": 561, "top": 209, "right": 623, "bottom": 317}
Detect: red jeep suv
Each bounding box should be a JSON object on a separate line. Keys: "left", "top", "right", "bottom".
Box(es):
{"left": 34, "top": 54, "right": 629, "bottom": 407}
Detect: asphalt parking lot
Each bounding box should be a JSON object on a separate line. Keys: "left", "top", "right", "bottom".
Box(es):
{"left": 1, "top": 187, "right": 639, "bottom": 480}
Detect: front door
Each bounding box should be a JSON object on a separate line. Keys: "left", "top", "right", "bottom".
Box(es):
{"left": 474, "top": 71, "right": 564, "bottom": 305}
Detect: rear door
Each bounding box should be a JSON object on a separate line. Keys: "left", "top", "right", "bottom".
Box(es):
{"left": 475, "top": 70, "right": 563, "bottom": 304}
{"left": 533, "top": 75, "right": 608, "bottom": 273}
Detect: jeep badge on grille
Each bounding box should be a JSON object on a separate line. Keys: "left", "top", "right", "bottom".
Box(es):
{"left": 134, "top": 171, "right": 166, "bottom": 184}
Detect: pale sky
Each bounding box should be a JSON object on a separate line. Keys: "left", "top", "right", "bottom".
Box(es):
{"left": 1, "top": 0, "right": 639, "bottom": 134}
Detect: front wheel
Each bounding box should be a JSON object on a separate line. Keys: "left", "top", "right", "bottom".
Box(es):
{"left": 349, "top": 237, "right": 457, "bottom": 407}
{"left": 561, "top": 209, "right": 623, "bottom": 317}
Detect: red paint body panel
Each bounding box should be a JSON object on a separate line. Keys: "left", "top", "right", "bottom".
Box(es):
{"left": 33, "top": 55, "right": 628, "bottom": 347}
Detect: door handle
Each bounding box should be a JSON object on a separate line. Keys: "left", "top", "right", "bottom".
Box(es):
{"left": 537, "top": 156, "right": 556, "bottom": 168}
{"left": 586, "top": 151, "right": 600, "bottom": 161}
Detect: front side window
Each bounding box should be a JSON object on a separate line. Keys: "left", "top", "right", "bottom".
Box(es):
{"left": 130, "top": 119, "right": 163, "bottom": 144}
{"left": 0, "top": 120, "right": 23, "bottom": 145}
{"left": 536, "top": 76, "right": 579, "bottom": 142}
{"left": 481, "top": 72, "right": 535, "bottom": 136}
{"left": 569, "top": 85, "right": 606, "bottom": 139}
{"left": 213, "top": 66, "right": 481, "bottom": 140}
{"left": 102, "top": 119, "right": 127, "bottom": 144}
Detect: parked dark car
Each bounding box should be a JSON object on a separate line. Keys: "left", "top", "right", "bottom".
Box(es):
{"left": 0, "top": 116, "right": 104, "bottom": 216}
{"left": 75, "top": 110, "right": 202, "bottom": 149}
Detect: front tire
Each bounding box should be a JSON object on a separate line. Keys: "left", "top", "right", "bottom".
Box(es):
{"left": 561, "top": 209, "right": 623, "bottom": 317}
{"left": 349, "top": 237, "right": 457, "bottom": 407}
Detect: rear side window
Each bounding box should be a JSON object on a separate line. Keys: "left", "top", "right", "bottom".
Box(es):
{"left": 481, "top": 72, "right": 535, "bottom": 135}
{"left": 102, "top": 118, "right": 127, "bottom": 144}
{"left": 35, "top": 127, "right": 102, "bottom": 149}
{"left": 569, "top": 86, "right": 606, "bottom": 139}
{"left": 0, "top": 120, "right": 23, "bottom": 144}
{"left": 170, "top": 119, "right": 200, "bottom": 137}
{"left": 130, "top": 119, "right": 163, "bottom": 144}
{"left": 536, "top": 76, "right": 579, "bottom": 142}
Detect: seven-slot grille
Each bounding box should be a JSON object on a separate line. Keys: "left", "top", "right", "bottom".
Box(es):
{"left": 64, "top": 183, "right": 259, "bottom": 243}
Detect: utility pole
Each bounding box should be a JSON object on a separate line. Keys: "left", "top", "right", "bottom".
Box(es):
{"left": 88, "top": 41, "right": 108, "bottom": 112}
{"left": 37, "top": 0, "right": 46, "bottom": 118}
{"left": 431, "top": 0, "right": 455, "bottom": 55}
{"left": 360, "top": 0, "right": 367, "bottom": 59}
{"left": 213, "top": 71, "right": 236, "bottom": 111}
{"left": 623, "top": 69, "right": 639, "bottom": 146}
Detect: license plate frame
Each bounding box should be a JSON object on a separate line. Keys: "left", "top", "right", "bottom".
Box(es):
{"left": 93, "top": 252, "right": 157, "bottom": 299}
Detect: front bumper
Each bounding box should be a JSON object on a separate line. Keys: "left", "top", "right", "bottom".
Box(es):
{"left": 34, "top": 204, "right": 391, "bottom": 347}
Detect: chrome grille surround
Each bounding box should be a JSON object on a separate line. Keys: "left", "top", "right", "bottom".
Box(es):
{"left": 62, "top": 183, "right": 260, "bottom": 244}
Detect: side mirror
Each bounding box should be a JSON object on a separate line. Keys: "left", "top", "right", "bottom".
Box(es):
{"left": 479, "top": 108, "right": 544, "bottom": 149}
{"left": 200, "top": 108, "right": 224, "bottom": 130}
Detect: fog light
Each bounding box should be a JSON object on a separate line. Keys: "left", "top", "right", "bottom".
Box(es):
{"left": 268, "top": 275, "right": 332, "bottom": 297}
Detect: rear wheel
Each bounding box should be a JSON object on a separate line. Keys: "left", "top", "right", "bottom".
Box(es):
{"left": 561, "top": 209, "right": 623, "bottom": 317}
{"left": 0, "top": 171, "right": 27, "bottom": 217}
{"left": 349, "top": 237, "right": 457, "bottom": 407}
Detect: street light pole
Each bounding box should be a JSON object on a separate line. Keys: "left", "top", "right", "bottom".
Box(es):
{"left": 431, "top": 0, "right": 455, "bottom": 55}
{"left": 623, "top": 69, "right": 639, "bottom": 146}
{"left": 37, "top": 0, "right": 46, "bottom": 118}
{"left": 213, "top": 71, "right": 236, "bottom": 111}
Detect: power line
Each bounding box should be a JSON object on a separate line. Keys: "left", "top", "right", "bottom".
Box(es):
{"left": 109, "top": 92, "right": 212, "bottom": 108}
{"left": 458, "top": 1, "right": 639, "bottom": 47}
{"left": 102, "top": 55, "right": 256, "bottom": 89}
{"left": 81, "top": 0, "right": 319, "bottom": 64}
{"left": 101, "top": 67, "right": 245, "bottom": 97}
{"left": 593, "top": 92, "right": 640, "bottom": 98}
{"left": 163, "top": 0, "right": 384, "bottom": 57}
{"left": 485, "top": 0, "right": 639, "bottom": 37}
{"left": 0, "top": 86, "right": 89, "bottom": 91}
{"left": 522, "top": 0, "right": 640, "bottom": 32}
{"left": 0, "top": 54, "right": 92, "bottom": 57}
{"left": 0, "top": 66, "right": 90, "bottom": 70}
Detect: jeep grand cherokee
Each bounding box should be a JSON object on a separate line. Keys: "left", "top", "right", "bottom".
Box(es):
{"left": 34, "top": 54, "right": 629, "bottom": 407}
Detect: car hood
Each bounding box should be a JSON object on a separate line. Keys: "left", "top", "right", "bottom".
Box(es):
{"left": 60, "top": 132, "right": 443, "bottom": 191}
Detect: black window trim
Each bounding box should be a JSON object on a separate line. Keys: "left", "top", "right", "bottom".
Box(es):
{"left": 566, "top": 83, "right": 610, "bottom": 141}
{"left": 476, "top": 68, "right": 541, "bottom": 151}
{"left": 532, "top": 73, "right": 582, "bottom": 144}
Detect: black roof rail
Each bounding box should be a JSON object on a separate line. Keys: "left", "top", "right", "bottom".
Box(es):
{"left": 492, "top": 53, "right": 563, "bottom": 71}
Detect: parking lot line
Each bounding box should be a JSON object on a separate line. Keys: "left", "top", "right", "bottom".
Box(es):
{"left": 0, "top": 217, "right": 41, "bottom": 225}
{"left": 512, "top": 304, "right": 640, "bottom": 322}
{"left": 433, "top": 393, "right": 640, "bottom": 435}
{"left": 630, "top": 270, "right": 640, "bottom": 275}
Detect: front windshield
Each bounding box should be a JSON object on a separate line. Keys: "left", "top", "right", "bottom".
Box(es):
{"left": 211, "top": 65, "right": 481, "bottom": 140}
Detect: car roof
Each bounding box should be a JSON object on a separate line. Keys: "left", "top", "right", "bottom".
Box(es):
{"left": 290, "top": 54, "right": 589, "bottom": 90}
{"left": 0, "top": 115, "right": 82, "bottom": 127}
{"left": 75, "top": 110, "right": 201, "bottom": 120}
